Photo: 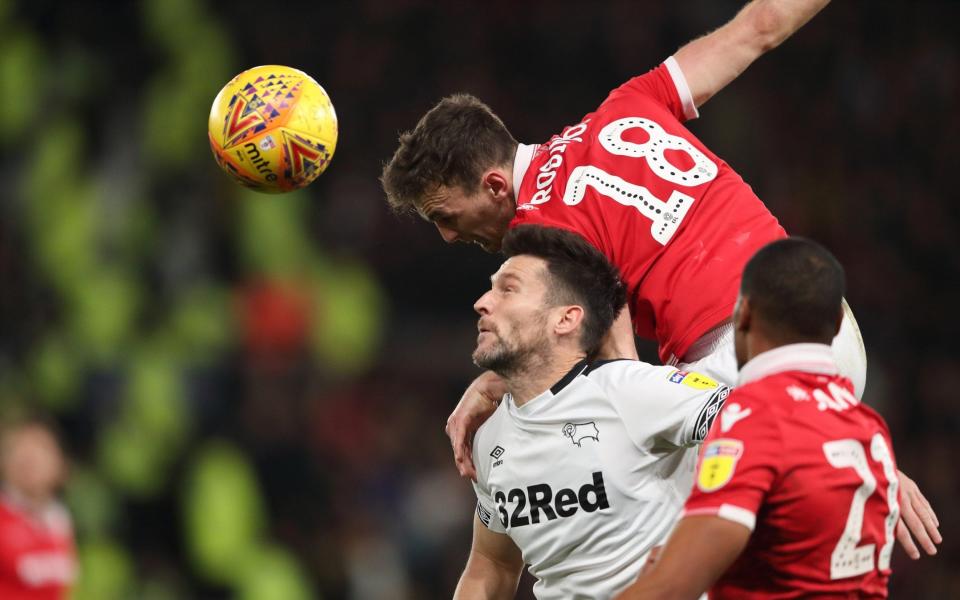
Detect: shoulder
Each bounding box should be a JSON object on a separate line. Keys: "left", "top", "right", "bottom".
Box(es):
{"left": 584, "top": 359, "right": 716, "bottom": 409}
{"left": 584, "top": 358, "right": 676, "bottom": 386}
{"left": 473, "top": 402, "right": 511, "bottom": 477}
{"left": 724, "top": 376, "right": 792, "bottom": 418}
{"left": 719, "top": 371, "right": 824, "bottom": 435}
{"left": 602, "top": 60, "right": 695, "bottom": 121}
{"left": 588, "top": 359, "right": 727, "bottom": 401}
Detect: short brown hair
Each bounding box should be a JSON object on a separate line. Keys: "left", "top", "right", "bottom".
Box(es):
{"left": 502, "top": 226, "right": 627, "bottom": 355}
{"left": 381, "top": 94, "right": 518, "bottom": 214}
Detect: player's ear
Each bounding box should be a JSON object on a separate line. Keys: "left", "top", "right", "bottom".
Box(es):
{"left": 554, "top": 305, "right": 585, "bottom": 338}
{"left": 734, "top": 294, "right": 751, "bottom": 333}
{"left": 481, "top": 169, "right": 510, "bottom": 201}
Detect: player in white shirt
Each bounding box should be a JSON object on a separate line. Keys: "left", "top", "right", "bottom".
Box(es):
{"left": 454, "top": 225, "right": 729, "bottom": 600}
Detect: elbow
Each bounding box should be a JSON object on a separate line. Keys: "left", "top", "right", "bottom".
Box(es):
{"left": 748, "top": 0, "right": 830, "bottom": 52}
{"left": 750, "top": 2, "right": 791, "bottom": 52}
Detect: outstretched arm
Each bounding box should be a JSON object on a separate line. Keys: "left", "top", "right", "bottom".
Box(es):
{"left": 615, "top": 515, "right": 750, "bottom": 600}
{"left": 674, "top": 0, "right": 830, "bottom": 108}
{"left": 454, "top": 515, "right": 524, "bottom": 600}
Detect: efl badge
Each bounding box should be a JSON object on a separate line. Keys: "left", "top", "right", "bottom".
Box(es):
{"left": 668, "top": 370, "right": 719, "bottom": 390}
{"left": 697, "top": 439, "right": 743, "bottom": 492}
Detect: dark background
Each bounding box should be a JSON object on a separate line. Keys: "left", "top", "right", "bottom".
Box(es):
{"left": 0, "top": 0, "right": 956, "bottom": 598}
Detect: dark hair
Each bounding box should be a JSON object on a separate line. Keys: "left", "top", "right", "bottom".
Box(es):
{"left": 740, "top": 237, "right": 846, "bottom": 343}
{"left": 502, "top": 225, "right": 626, "bottom": 354}
{"left": 381, "top": 94, "right": 518, "bottom": 214}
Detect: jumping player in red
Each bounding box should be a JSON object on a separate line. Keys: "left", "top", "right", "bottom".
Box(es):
{"left": 381, "top": 0, "right": 939, "bottom": 557}
{"left": 0, "top": 419, "right": 75, "bottom": 600}
{"left": 618, "top": 238, "right": 903, "bottom": 598}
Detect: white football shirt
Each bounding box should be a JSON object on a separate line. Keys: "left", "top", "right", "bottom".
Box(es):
{"left": 472, "top": 358, "right": 729, "bottom": 599}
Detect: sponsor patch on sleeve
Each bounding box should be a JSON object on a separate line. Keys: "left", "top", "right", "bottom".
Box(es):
{"left": 697, "top": 439, "right": 743, "bottom": 492}
{"left": 668, "top": 370, "right": 719, "bottom": 389}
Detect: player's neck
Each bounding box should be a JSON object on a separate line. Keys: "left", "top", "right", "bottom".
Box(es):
{"left": 746, "top": 329, "right": 833, "bottom": 364}
{"left": 505, "top": 352, "right": 586, "bottom": 407}
{"left": 2, "top": 485, "right": 53, "bottom": 515}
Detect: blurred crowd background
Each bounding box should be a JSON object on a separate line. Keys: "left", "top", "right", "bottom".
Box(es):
{"left": 0, "top": 0, "right": 957, "bottom": 598}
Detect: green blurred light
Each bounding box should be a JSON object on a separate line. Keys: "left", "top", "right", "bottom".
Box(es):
{"left": 32, "top": 185, "right": 98, "bottom": 294}
{"left": 64, "top": 467, "right": 120, "bottom": 539}
{"left": 28, "top": 335, "right": 82, "bottom": 412}
{"left": 237, "top": 544, "right": 316, "bottom": 600}
{"left": 142, "top": 73, "right": 204, "bottom": 168}
{"left": 142, "top": 0, "right": 207, "bottom": 50}
{"left": 126, "top": 349, "right": 188, "bottom": 448}
{"left": 183, "top": 441, "right": 266, "bottom": 585}
{"left": 66, "top": 271, "right": 140, "bottom": 364}
{"left": 0, "top": 0, "right": 12, "bottom": 25}
{"left": 311, "top": 259, "right": 386, "bottom": 375}
{"left": 166, "top": 285, "right": 235, "bottom": 362}
{"left": 238, "top": 189, "right": 314, "bottom": 277}
{"left": 0, "top": 29, "right": 43, "bottom": 143}
{"left": 69, "top": 538, "right": 134, "bottom": 600}
{"left": 137, "top": 578, "right": 186, "bottom": 600}
{"left": 23, "top": 119, "right": 85, "bottom": 206}
{"left": 140, "top": 0, "right": 233, "bottom": 169}
{"left": 96, "top": 422, "right": 166, "bottom": 497}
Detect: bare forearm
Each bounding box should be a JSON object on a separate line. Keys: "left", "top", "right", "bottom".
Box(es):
{"left": 616, "top": 517, "right": 750, "bottom": 600}
{"left": 675, "top": 0, "right": 831, "bottom": 108}
{"left": 747, "top": 0, "right": 831, "bottom": 51}
{"left": 616, "top": 572, "right": 696, "bottom": 600}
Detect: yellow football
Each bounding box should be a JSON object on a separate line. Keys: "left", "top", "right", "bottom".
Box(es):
{"left": 208, "top": 65, "right": 338, "bottom": 193}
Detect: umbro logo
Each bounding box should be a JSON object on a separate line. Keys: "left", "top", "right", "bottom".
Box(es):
{"left": 490, "top": 445, "right": 505, "bottom": 468}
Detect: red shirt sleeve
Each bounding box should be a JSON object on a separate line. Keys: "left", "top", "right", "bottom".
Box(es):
{"left": 683, "top": 390, "right": 782, "bottom": 531}
{"left": 605, "top": 58, "right": 698, "bottom": 124}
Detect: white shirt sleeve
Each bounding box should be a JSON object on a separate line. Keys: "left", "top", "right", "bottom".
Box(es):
{"left": 471, "top": 431, "right": 507, "bottom": 534}
{"left": 472, "top": 480, "right": 506, "bottom": 533}
{"left": 664, "top": 56, "right": 700, "bottom": 121}
{"left": 598, "top": 361, "right": 729, "bottom": 449}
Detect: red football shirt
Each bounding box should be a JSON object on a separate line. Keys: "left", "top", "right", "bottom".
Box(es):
{"left": 683, "top": 344, "right": 898, "bottom": 599}
{"left": 510, "top": 57, "right": 786, "bottom": 363}
{"left": 0, "top": 495, "right": 76, "bottom": 600}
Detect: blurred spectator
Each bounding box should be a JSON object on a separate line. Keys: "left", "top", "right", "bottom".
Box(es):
{"left": 0, "top": 418, "right": 75, "bottom": 600}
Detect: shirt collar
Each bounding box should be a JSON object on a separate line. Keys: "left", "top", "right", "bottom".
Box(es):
{"left": 512, "top": 143, "right": 538, "bottom": 199}
{"left": 738, "top": 343, "right": 838, "bottom": 386}
{"left": 505, "top": 357, "right": 590, "bottom": 415}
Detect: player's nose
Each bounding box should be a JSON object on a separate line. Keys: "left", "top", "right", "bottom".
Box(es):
{"left": 437, "top": 225, "right": 459, "bottom": 244}
{"left": 474, "top": 290, "right": 492, "bottom": 315}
